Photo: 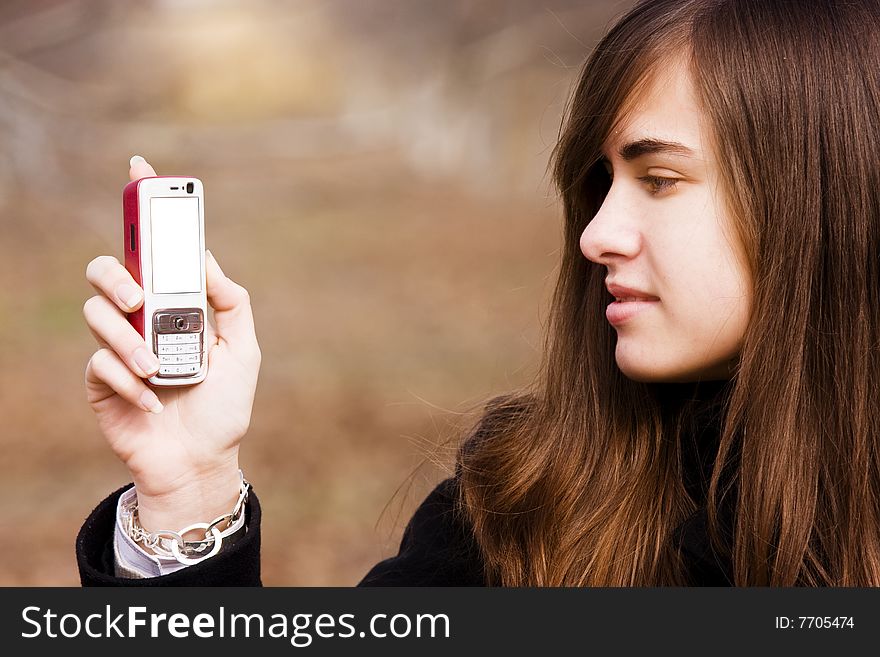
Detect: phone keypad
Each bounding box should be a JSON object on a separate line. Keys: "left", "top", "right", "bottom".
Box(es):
{"left": 152, "top": 309, "right": 204, "bottom": 378}
{"left": 157, "top": 334, "right": 201, "bottom": 374}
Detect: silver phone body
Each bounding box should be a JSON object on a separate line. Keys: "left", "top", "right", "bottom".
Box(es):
{"left": 134, "top": 177, "right": 208, "bottom": 387}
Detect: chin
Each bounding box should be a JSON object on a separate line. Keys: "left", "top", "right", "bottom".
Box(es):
{"left": 619, "top": 367, "right": 687, "bottom": 383}
{"left": 615, "top": 357, "right": 667, "bottom": 383}
{"left": 615, "top": 352, "right": 734, "bottom": 383}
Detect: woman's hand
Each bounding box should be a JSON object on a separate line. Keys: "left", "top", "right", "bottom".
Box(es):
{"left": 83, "top": 156, "right": 261, "bottom": 534}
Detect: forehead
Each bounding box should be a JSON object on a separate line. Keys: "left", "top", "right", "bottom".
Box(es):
{"left": 601, "top": 59, "right": 708, "bottom": 161}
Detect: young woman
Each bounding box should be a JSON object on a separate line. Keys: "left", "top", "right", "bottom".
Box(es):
{"left": 77, "top": 0, "right": 880, "bottom": 586}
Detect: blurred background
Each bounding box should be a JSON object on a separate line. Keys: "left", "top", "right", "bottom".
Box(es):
{"left": 0, "top": 0, "right": 633, "bottom": 585}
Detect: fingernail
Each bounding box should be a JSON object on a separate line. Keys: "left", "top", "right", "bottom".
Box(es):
{"left": 206, "top": 250, "right": 224, "bottom": 274}
{"left": 134, "top": 347, "right": 160, "bottom": 376}
{"left": 140, "top": 389, "right": 164, "bottom": 414}
{"left": 129, "top": 155, "right": 146, "bottom": 167}
{"left": 117, "top": 283, "right": 142, "bottom": 309}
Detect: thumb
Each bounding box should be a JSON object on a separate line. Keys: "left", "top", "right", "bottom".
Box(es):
{"left": 205, "top": 250, "right": 260, "bottom": 357}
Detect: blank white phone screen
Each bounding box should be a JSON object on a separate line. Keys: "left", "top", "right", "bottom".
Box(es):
{"left": 150, "top": 197, "right": 202, "bottom": 294}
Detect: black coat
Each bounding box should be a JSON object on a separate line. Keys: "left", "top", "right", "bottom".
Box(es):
{"left": 76, "top": 475, "right": 486, "bottom": 586}
{"left": 76, "top": 384, "right": 735, "bottom": 586}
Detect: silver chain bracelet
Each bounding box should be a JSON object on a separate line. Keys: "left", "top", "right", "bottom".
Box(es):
{"left": 121, "top": 471, "right": 250, "bottom": 565}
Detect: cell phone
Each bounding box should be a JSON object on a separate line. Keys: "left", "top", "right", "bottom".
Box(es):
{"left": 122, "top": 176, "right": 208, "bottom": 386}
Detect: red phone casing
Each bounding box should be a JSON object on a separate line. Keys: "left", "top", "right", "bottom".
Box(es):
{"left": 122, "top": 177, "right": 147, "bottom": 337}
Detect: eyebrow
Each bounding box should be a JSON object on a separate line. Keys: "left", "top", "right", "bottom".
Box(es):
{"left": 602, "top": 138, "right": 699, "bottom": 162}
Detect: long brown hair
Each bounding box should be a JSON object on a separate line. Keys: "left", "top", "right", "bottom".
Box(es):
{"left": 456, "top": 0, "right": 880, "bottom": 586}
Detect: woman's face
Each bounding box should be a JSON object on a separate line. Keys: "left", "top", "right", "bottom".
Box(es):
{"left": 580, "top": 59, "right": 752, "bottom": 383}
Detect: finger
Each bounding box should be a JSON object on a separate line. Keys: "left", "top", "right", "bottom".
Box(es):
{"left": 86, "top": 348, "right": 164, "bottom": 413}
{"left": 85, "top": 255, "right": 145, "bottom": 312}
{"left": 86, "top": 323, "right": 110, "bottom": 350}
{"left": 129, "top": 154, "right": 157, "bottom": 181}
{"left": 204, "top": 315, "right": 218, "bottom": 349}
{"left": 83, "top": 295, "right": 160, "bottom": 378}
{"left": 205, "top": 250, "right": 260, "bottom": 359}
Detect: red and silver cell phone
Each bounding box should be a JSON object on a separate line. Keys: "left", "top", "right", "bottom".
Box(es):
{"left": 122, "top": 176, "right": 208, "bottom": 386}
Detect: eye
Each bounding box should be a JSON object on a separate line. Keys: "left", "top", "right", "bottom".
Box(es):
{"left": 599, "top": 158, "right": 680, "bottom": 196}
{"left": 636, "top": 175, "right": 679, "bottom": 196}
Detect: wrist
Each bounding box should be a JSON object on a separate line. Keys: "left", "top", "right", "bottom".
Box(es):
{"left": 134, "top": 459, "right": 243, "bottom": 538}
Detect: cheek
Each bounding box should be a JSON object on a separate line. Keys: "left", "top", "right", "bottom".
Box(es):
{"left": 652, "top": 230, "right": 750, "bottom": 346}
{"left": 665, "top": 274, "right": 750, "bottom": 355}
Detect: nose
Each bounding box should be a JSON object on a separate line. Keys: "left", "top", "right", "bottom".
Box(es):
{"left": 579, "top": 188, "right": 643, "bottom": 265}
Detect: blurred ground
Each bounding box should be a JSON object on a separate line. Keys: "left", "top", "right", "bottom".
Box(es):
{"left": 0, "top": 0, "right": 632, "bottom": 585}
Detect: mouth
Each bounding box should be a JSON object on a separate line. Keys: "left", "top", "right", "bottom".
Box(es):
{"left": 605, "top": 297, "right": 659, "bottom": 325}
{"left": 605, "top": 281, "right": 660, "bottom": 302}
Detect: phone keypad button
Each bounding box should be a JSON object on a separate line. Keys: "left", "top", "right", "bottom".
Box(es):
{"left": 157, "top": 333, "right": 200, "bottom": 345}
{"left": 159, "top": 353, "right": 201, "bottom": 365}
{"left": 157, "top": 343, "right": 200, "bottom": 355}
{"left": 159, "top": 363, "right": 201, "bottom": 376}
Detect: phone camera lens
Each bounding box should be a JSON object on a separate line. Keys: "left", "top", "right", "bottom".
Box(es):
{"left": 186, "top": 182, "right": 194, "bottom": 194}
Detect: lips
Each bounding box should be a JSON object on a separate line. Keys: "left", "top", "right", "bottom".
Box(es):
{"left": 605, "top": 281, "right": 660, "bottom": 301}
{"left": 604, "top": 280, "right": 660, "bottom": 326}
{"left": 605, "top": 298, "right": 658, "bottom": 325}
